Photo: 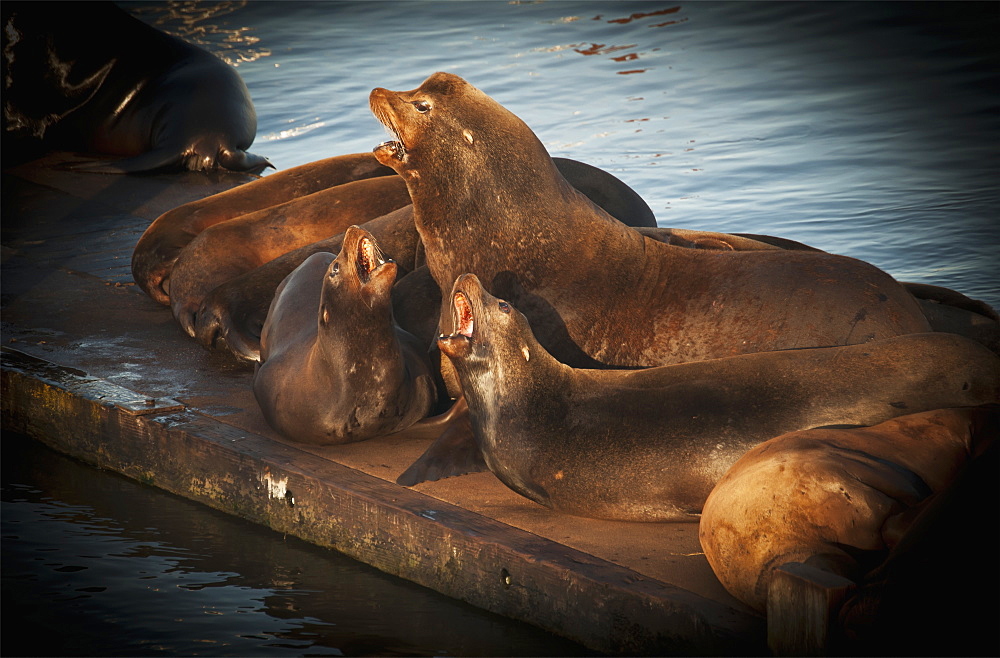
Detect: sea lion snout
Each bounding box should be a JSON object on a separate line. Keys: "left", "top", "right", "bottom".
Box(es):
{"left": 438, "top": 334, "right": 472, "bottom": 359}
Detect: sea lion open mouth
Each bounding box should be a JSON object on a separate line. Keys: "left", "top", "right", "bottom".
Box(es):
{"left": 356, "top": 235, "right": 390, "bottom": 284}
{"left": 375, "top": 138, "right": 405, "bottom": 162}
{"left": 453, "top": 291, "right": 474, "bottom": 338}
{"left": 437, "top": 288, "right": 475, "bottom": 360}
{"left": 370, "top": 90, "right": 407, "bottom": 163}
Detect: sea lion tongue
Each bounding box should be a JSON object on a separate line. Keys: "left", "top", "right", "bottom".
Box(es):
{"left": 454, "top": 291, "right": 474, "bottom": 338}
{"left": 438, "top": 289, "right": 475, "bottom": 359}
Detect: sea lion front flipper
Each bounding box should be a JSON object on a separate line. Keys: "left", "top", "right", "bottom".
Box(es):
{"left": 396, "top": 397, "right": 487, "bottom": 486}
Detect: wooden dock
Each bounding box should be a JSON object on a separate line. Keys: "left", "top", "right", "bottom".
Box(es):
{"left": 1, "top": 154, "right": 766, "bottom": 655}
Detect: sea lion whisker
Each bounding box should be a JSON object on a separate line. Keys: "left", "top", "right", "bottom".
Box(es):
{"left": 371, "top": 100, "right": 407, "bottom": 162}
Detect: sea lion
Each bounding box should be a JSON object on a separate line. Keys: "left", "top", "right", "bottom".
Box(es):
{"left": 168, "top": 175, "right": 412, "bottom": 336}
{"left": 645, "top": 227, "right": 1000, "bottom": 354}
{"left": 370, "top": 72, "right": 931, "bottom": 484}
{"left": 698, "top": 405, "right": 998, "bottom": 614}
{"left": 175, "top": 156, "right": 658, "bottom": 360}
{"left": 433, "top": 273, "right": 1000, "bottom": 522}
{"left": 132, "top": 153, "right": 396, "bottom": 303}
{"left": 253, "top": 225, "right": 437, "bottom": 444}
{"left": 370, "top": 72, "right": 930, "bottom": 371}
{"left": 836, "top": 417, "right": 999, "bottom": 656}
{"left": 2, "top": 2, "right": 270, "bottom": 174}
{"left": 196, "top": 205, "right": 423, "bottom": 360}
{"left": 904, "top": 282, "right": 1000, "bottom": 355}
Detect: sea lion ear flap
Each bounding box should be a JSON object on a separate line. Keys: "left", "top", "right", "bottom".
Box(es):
{"left": 361, "top": 260, "right": 398, "bottom": 308}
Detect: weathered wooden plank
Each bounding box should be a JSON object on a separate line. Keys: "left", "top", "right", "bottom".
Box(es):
{"left": 1, "top": 346, "right": 766, "bottom": 656}
{"left": 767, "top": 562, "right": 856, "bottom": 656}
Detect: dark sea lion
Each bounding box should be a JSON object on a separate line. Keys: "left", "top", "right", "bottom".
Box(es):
{"left": 2, "top": 2, "right": 269, "bottom": 174}
{"left": 176, "top": 157, "right": 657, "bottom": 360}
{"left": 433, "top": 273, "right": 1000, "bottom": 522}
{"left": 168, "top": 176, "right": 412, "bottom": 336}
{"left": 133, "top": 153, "right": 396, "bottom": 303}
{"left": 253, "top": 226, "right": 437, "bottom": 445}
{"left": 698, "top": 406, "right": 998, "bottom": 614}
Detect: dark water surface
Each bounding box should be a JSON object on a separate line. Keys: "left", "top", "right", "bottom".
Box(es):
{"left": 1, "top": 432, "right": 593, "bottom": 657}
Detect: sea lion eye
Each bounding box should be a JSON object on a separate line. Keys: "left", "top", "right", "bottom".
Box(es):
{"left": 498, "top": 301, "right": 511, "bottom": 314}
{"left": 330, "top": 262, "right": 340, "bottom": 276}
{"left": 411, "top": 100, "right": 431, "bottom": 114}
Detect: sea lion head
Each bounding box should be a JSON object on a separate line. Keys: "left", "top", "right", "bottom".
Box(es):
{"left": 369, "top": 72, "right": 554, "bottom": 190}
{"left": 318, "top": 225, "right": 397, "bottom": 343}
{"left": 437, "top": 273, "right": 540, "bottom": 390}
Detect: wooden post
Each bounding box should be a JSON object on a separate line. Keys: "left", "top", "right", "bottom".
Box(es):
{"left": 767, "top": 561, "right": 856, "bottom": 656}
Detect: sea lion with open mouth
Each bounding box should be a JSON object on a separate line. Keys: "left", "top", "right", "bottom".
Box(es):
{"left": 370, "top": 72, "right": 931, "bottom": 484}
{"left": 370, "top": 72, "right": 929, "bottom": 370}
{"left": 253, "top": 225, "right": 437, "bottom": 445}
{"left": 175, "top": 154, "right": 659, "bottom": 361}
{"left": 132, "top": 153, "right": 397, "bottom": 305}
{"left": 434, "top": 273, "right": 1000, "bottom": 522}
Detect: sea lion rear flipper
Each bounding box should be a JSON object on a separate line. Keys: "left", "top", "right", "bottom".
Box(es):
{"left": 66, "top": 147, "right": 273, "bottom": 175}
{"left": 217, "top": 148, "right": 274, "bottom": 175}
{"left": 396, "top": 397, "right": 488, "bottom": 486}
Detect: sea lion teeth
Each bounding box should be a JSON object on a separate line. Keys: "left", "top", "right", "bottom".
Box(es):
{"left": 356, "top": 235, "right": 387, "bottom": 283}
{"left": 374, "top": 139, "right": 405, "bottom": 161}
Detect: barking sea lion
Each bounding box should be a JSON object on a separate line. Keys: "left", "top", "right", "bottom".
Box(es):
{"left": 435, "top": 273, "right": 999, "bottom": 521}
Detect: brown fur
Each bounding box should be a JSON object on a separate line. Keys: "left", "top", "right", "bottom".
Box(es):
{"left": 438, "top": 274, "right": 1000, "bottom": 522}
{"left": 699, "top": 406, "right": 998, "bottom": 612}
{"left": 132, "top": 153, "right": 395, "bottom": 304}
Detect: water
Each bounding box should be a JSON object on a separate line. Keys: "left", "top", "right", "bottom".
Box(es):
{"left": 1, "top": 432, "right": 593, "bottom": 657}
{"left": 5, "top": 3, "right": 998, "bottom": 654}
{"left": 126, "top": 0, "right": 1000, "bottom": 308}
